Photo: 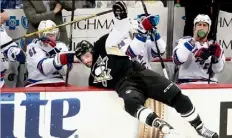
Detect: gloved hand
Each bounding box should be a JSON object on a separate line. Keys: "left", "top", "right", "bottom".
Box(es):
{"left": 208, "top": 43, "right": 222, "bottom": 63}
{"left": 141, "top": 15, "right": 160, "bottom": 31}
{"left": 112, "top": 1, "right": 127, "bottom": 20}
{"left": 39, "top": 36, "right": 56, "bottom": 48}
{"left": 53, "top": 51, "right": 75, "bottom": 68}
{"left": 208, "top": 43, "right": 222, "bottom": 58}
{"left": 137, "top": 14, "right": 160, "bottom": 27}
{"left": 150, "top": 31, "right": 161, "bottom": 41}
{"left": 194, "top": 47, "right": 210, "bottom": 61}
{"left": 7, "top": 47, "right": 26, "bottom": 64}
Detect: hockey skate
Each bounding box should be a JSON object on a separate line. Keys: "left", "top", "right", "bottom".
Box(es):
{"left": 196, "top": 124, "right": 218, "bottom": 138}
{"left": 152, "top": 118, "right": 174, "bottom": 134}
{"left": 152, "top": 118, "right": 192, "bottom": 138}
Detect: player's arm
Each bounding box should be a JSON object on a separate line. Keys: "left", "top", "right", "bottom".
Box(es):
{"left": 117, "top": 34, "right": 147, "bottom": 58}
{"left": 54, "top": 42, "right": 74, "bottom": 76}
{"left": 2, "top": 42, "right": 26, "bottom": 64}
{"left": 146, "top": 31, "right": 166, "bottom": 58}
{"left": 208, "top": 42, "right": 225, "bottom": 73}
{"left": 173, "top": 37, "right": 196, "bottom": 65}
{"left": 27, "top": 44, "right": 74, "bottom": 76}
{"left": 105, "top": 1, "right": 130, "bottom": 50}
{"left": 118, "top": 14, "right": 163, "bottom": 58}
{"left": 141, "top": 14, "right": 166, "bottom": 58}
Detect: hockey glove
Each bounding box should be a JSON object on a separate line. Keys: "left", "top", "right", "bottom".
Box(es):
{"left": 53, "top": 51, "right": 75, "bottom": 68}
{"left": 7, "top": 47, "right": 26, "bottom": 64}
{"left": 141, "top": 15, "right": 160, "bottom": 31}
{"left": 150, "top": 31, "right": 161, "bottom": 41}
{"left": 209, "top": 43, "right": 222, "bottom": 58}
{"left": 194, "top": 47, "right": 210, "bottom": 61}
{"left": 112, "top": 1, "right": 127, "bottom": 20}
{"left": 39, "top": 36, "right": 56, "bottom": 48}
{"left": 208, "top": 43, "right": 222, "bottom": 63}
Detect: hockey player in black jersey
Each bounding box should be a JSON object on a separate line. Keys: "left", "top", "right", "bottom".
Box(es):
{"left": 75, "top": 2, "right": 218, "bottom": 138}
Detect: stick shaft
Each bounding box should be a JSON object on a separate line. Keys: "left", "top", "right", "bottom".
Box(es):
{"left": 65, "top": 0, "right": 75, "bottom": 87}
{"left": 1, "top": 9, "right": 113, "bottom": 47}
{"left": 208, "top": 2, "right": 220, "bottom": 84}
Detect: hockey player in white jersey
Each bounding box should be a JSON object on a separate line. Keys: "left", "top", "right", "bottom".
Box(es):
{"left": 0, "top": 10, "right": 26, "bottom": 88}
{"left": 25, "top": 20, "right": 75, "bottom": 87}
{"left": 105, "top": 1, "right": 166, "bottom": 69}
{"left": 173, "top": 14, "right": 225, "bottom": 84}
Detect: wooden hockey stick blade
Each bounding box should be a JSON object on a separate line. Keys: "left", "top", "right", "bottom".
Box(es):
{"left": 4, "top": 9, "right": 113, "bottom": 45}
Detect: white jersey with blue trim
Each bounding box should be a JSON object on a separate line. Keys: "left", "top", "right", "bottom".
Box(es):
{"left": 105, "top": 18, "right": 166, "bottom": 69}
{"left": 26, "top": 39, "right": 67, "bottom": 87}
{"left": 173, "top": 36, "right": 225, "bottom": 83}
{"left": 0, "top": 25, "right": 19, "bottom": 87}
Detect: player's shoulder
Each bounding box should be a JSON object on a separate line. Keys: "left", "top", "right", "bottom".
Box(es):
{"left": 175, "top": 36, "right": 192, "bottom": 46}
{"left": 178, "top": 36, "right": 192, "bottom": 41}
{"left": 27, "top": 39, "right": 40, "bottom": 47}
{"left": 94, "top": 33, "right": 109, "bottom": 52}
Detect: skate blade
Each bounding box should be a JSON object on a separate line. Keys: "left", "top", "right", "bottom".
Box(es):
{"left": 163, "top": 129, "right": 193, "bottom": 138}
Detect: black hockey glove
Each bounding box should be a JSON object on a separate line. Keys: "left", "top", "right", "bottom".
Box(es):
{"left": 208, "top": 43, "right": 222, "bottom": 63}
{"left": 194, "top": 47, "right": 210, "bottom": 61}
{"left": 112, "top": 1, "right": 127, "bottom": 20}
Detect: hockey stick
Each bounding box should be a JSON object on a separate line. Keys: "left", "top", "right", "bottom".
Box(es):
{"left": 1, "top": 9, "right": 113, "bottom": 49}
{"left": 140, "top": 0, "right": 169, "bottom": 79}
{"left": 208, "top": 1, "right": 220, "bottom": 84}
{"left": 172, "top": 64, "right": 179, "bottom": 82}
{"left": 65, "top": 0, "right": 75, "bottom": 87}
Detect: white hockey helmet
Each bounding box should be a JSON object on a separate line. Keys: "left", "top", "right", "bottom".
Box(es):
{"left": 38, "top": 20, "right": 59, "bottom": 39}
{"left": 194, "top": 14, "right": 211, "bottom": 29}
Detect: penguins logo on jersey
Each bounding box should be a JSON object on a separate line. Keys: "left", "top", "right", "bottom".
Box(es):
{"left": 92, "top": 56, "right": 112, "bottom": 87}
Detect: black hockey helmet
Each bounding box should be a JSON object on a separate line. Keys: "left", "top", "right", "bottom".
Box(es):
{"left": 75, "top": 40, "right": 93, "bottom": 60}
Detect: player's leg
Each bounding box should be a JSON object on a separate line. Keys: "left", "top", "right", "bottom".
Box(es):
{"left": 116, "top": 82, "right": 173, "bottom": 134}
{"left": 139, "top": 69, "right": 218, "bottom": 138}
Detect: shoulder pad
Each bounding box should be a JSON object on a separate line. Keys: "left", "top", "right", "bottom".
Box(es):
{"left": 180, "top": 36, "right": 192, "bottom": 40}
{"left": 31, "top": 38, "right": 39, "bottom": 44}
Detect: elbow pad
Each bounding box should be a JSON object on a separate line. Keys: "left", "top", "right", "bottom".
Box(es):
{"left": 37, "top": 58, "right": 61, "bottom": 76}
{"left": 125, "top": 34, "right": 147, "bottom": 57}
{"left": 150, "top": 38, "right": 166, "bottom": 57}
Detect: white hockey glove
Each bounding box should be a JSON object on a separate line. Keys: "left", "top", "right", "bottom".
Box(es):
{"left": 53, "top": 51, "right": 75, "bottom": 68}
{"left": 6, "top": 46, "right": 26, "bottom": 64}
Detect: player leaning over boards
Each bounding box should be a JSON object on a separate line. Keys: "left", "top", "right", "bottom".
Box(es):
{"left": 25, "top": 20, "right": 75, "bottom": 87}
{"left": 0, "top": 9, "right": 26, "bottom": 88}
{"left": 74, "top": 1, "right": 218, "bottom": 138}
{"left": 173, "top": 14, "right": 225, "bottom": 84}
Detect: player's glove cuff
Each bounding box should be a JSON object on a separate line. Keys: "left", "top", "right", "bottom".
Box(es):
{"left": 211, "top": 55, "right": 220, "bottom": 64}
{"left": 150, "top": 30, "right": 160, "bottom": 41}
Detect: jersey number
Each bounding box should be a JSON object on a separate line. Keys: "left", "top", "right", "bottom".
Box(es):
{"left": 195, "top": 59, "right": 210, "bottom": 70}
{"left": 29, "top": 47, "right": 37, "bottom": 57}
